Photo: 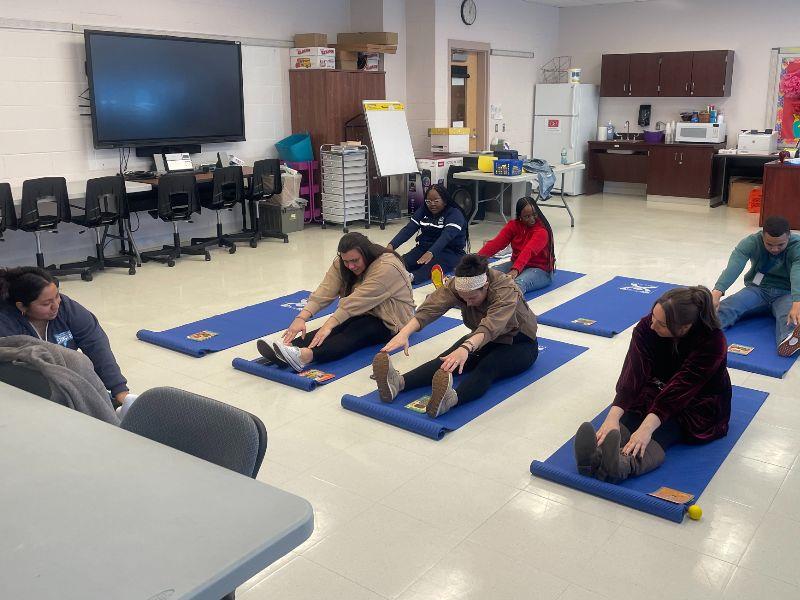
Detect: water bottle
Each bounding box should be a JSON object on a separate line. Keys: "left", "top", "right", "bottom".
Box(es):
{"left": 560, "top": 148, "right": 568, "bottom": 165}
{"left": 606, "top": 121, "right": 615, "bottom": 140}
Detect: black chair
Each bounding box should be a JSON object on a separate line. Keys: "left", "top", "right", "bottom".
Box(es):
{"left": 247, "top": 159, "right": 288, "bottom": 246}
{"left": 140, "top": 173, "right": 211, "bottom": 266}
{"left": 19, "top": 177, "right": 91, "bottom": 279}
{"left": 191, "top": 166, "right": 253, "bottom": 253}
{"left": 0, "top": 361, "right": 51, "bottom": 399}
{"left": 0, "top": 182, "right": 18, "bottom": 241}
{"left": 446, "top": 166, "right": 475, "bottom": 252}
{"left": 57, "top": 176, "right": 136, "bottom": 280}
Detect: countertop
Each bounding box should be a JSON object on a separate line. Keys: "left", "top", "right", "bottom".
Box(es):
{"left": 589, "top": 140, "right": 726, "bottom": 150}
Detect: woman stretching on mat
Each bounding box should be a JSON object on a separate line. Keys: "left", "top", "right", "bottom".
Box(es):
{"left": 0, "top": 266, "right": 134, "bottom": 410}
{"left": 386, "top": 184, "right": 467, "bottom": 284}
{"left": 478, "top": 196, "right": 555, "bottom": 294}
{"left": 573, "top": 286, "right": 732, "bottom": 482}
{"left": 259, "top": 232, "right": 415, "bottom": 372}
{"left": 372, "top": 254, "right": 539, "bottom": 418}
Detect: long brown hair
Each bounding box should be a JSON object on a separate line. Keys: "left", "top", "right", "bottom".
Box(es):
{"left": 655, "top": 285, "right": 720, "bottom": 338}
{"left": 336, "top": 232, "right": 399, "bottom": 295}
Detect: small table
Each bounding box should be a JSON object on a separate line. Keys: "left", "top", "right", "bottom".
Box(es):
{"left": 537, "top": 162, "right": 585, "bottom": 228}
{"left": 452, "top": 170, "right": 538, "bottom": 223}
{"left": 0, "top": 383, "right": 314, "bottom": 600}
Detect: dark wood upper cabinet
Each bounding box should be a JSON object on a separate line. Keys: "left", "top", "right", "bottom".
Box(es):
{"left": 658, "top": 52, "right": 693, "bottom": 96}
{"left": 628, "top": 53, "right": 661, "bottom": 97}
{"left": 600, "top": 50, "right": 733, "bottom": 98}
{"left": 690, "top": 50, "right": 734, "bottom": 97}
{"left": 600, "top": 54, "right": 630, "bottom": 97}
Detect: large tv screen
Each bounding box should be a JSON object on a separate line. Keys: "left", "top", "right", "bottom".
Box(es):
{"left": 85, "top": 31, "right": 246, "bottom": 148}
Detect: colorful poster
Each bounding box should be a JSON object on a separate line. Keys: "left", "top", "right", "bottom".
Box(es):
{"left": 776, "top": 57, "right": 800, "bottom": 143}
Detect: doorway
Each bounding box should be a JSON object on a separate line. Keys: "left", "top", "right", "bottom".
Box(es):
{"left": 449, "top": 41, "right": 489, "bottom": 152}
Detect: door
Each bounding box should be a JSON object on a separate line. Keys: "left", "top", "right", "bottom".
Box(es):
{"left": 646, "top": 146, "right": 681, "bottom": 195}
{"left": 628, "top": 53, "right": 661, "bottom": 97}
{"left": 658, "top": 52, "right": 693, "bottom": 96}
{"left": 449, "top": 45, "right": 488, "bottom": 151}
{"left": 600, "top": 54, "right": 630, "bottom": 97}
{"left": 690, "top": 50, "right": 733, "bottom": 97}
{"left": 534, "top": 84, "right": 578, "bottom": 116}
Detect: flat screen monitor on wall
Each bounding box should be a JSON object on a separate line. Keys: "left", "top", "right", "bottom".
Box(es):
{"left": 84, "top": 30, "right": 246, "bottom": 149}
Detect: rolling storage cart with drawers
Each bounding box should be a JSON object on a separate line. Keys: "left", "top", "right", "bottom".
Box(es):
{"left": 320, "top": 145, "right": 371, "bottom": 233}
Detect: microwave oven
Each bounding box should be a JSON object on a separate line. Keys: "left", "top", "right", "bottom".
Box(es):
{"left": 674, "top": 122, "right": 727, "bottom": 143}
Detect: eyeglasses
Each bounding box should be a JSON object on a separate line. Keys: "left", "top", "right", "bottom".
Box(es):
{"left": 425, "top": 197, "right": 444, "bottom": 205}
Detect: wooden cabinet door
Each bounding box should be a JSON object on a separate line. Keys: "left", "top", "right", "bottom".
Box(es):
{"left": 658, "top": 52, "right": 693, "bottom": 96}
{"left": 690, "top": 50, "right": 734, "bottom": 97}
{"left": 647, "top": 146, "right": 681, "bottom": 195}
{"left": 628, "top": 53, "right": 661, "bottom": 97}
{"left": 677, "top": 147, "right": 715, "bottom": 197}
{"left": 600, "top": 54, "right": 630, "bottom": 97}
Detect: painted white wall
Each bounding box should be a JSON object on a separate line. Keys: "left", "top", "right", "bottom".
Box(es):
{"left": 0, "top": 0, "right": 349, "bottom": 266}
{"left": 432, "top": 0, "right": 560, "bottom": 156}
{"left": 557, "top": 0, "right": 800, "bottom": 142}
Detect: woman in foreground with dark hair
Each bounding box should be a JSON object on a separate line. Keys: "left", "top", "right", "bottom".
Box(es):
{"left": 259, "top": 232, "right": 415, "bottom": 372}
{"left": 573, "top": 286, "right": 732, "bottom": 482}
{"left": 373, "top": 253, "right": 539, "bottom": 418}
{"left": 479, "top": 196, "right": 556, "bottom": 293}
{"left": 0, "top": 266, "right": 132, "bottom": 407}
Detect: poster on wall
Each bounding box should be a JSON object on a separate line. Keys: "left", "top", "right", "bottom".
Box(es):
{"left": 776, "top": 56, "right": 800, "bottom": 143}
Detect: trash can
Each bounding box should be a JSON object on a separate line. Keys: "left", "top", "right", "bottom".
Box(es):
{"left": 260, "top": 204, "right": 305, "bottom": 234}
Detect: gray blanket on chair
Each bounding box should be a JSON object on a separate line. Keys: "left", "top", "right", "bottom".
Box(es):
{"left": 0, "top": 336, "right": 120, "bottom": 425}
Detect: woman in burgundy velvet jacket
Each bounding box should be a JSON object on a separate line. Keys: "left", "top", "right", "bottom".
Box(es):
{"left": 573, "top": 286, "right": 732, "bottom": 482}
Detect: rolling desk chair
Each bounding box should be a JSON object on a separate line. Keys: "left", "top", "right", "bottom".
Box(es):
{"left": 140, "top": 173, "right": 211, "bottom": 267}
{"left": 248, "top": 159, "right": 288, "bottom": 246}
{"left": 446, "top": 166, "right": 475, "bottom": 252}
{"left": 191, "top": 166, "right": 253, "bottom": 253}
{"left": 58, "top": 175, "right": 136, "bottom": 280}
{"left": 0, "top": 182, "right": 18, "bottom": 241}
{"left": 19, "top": 177, "right": 91, "bottom": 280}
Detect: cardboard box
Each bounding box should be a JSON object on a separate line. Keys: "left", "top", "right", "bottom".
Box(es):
{"left": 290, "top": 46, "right": 335, "bottom": 57}
{"left": 362, "top": 52, "right": 384, "bottom": 72}
{"left": 337, "top": 32, "right": 398, "bottom": 46}
{"left": 294, "top": 33, "right": 328, "bottom": 48}
{"left": 334, "top": 48, "right": 358, "bottom": 70}
{"left": 430, "top": 128, "right": 471, "bottom": 153}
{"left": 290, "top": 55, "right": 335, "bottom": 70}
{"left": 728, "top": 177, "right": 762, "bottom": 209}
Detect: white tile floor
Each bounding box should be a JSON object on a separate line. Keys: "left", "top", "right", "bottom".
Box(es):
{"left": 58, "top": 193, "right": 800, "bottom": 599}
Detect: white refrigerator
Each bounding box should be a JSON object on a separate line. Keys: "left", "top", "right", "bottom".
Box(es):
{"left": 532, "top": 83, "right": 599, "bottom": 196}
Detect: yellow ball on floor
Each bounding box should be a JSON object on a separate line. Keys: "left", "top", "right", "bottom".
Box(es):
{"left": 687, "top": 505, "right": 702, "bottom": 520}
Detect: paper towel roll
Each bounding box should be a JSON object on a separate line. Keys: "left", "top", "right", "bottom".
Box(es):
{"left": 597, "top": 126, "right": 607, "bottom": 141}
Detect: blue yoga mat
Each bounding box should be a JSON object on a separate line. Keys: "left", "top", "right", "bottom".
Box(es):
{"left": 232, "top": 317, "right": 462, "bottom": 391}
{"left": 523, "top": 269, "right": 585, "bottom": 302}
{"left": 538, "top": 276, "right": 681, "bottom": 337}
{"left": 724, "top": 316, "right": 799, "bottom": 378}
{"left": 341, "top": 337, "right": 588, "bottom": 440}
{"left": 530, "top": 385, "right": 769, "bottom": 523}
{"left": 136, "top": 291, "right": 336, "bottom": 357}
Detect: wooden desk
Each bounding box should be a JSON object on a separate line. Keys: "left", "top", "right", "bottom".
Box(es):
{"left": 761, "top": 161, "right": 800, "bottom": 229}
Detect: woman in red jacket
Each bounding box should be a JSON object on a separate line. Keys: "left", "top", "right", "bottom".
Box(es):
{"left": 573, "top": 286, "right": 732, "bottom": 482}
{"left": 478, "top": 196, "right": 554, "bottom": 293}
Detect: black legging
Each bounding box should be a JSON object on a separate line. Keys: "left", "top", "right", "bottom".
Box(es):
{"left": 402, "top": 332, "right": 538, "bottom": 404}
{"left": 292, "top": 314, "right": 392, "bottom": 363}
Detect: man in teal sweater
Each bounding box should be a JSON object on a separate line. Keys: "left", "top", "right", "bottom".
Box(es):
{"left": 712, "top": 216, "right": 800, "bottom": 356}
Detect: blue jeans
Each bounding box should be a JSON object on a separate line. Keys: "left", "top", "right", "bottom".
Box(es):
{"left": 493, "top": 262, "right": 553, "bottom": 294}
{"left": 717, "top": 285, "right": 794, "bottom": 345}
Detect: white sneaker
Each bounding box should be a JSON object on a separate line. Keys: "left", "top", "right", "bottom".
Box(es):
{"left": 273, "top": 343, "right": 307, "bottom": 372}
{"left": 427, "top": 369, "right": 458, "bottom": 418}
{"left": 372, "top": 351, "right": 404, "bottom": 402}
{"left": 778, "top": 323, "right": 800, "bottom": 357}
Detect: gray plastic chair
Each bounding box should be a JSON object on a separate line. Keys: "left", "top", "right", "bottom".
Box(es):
{"left": 120, "top": 386, "right": 267, "bottom": 479}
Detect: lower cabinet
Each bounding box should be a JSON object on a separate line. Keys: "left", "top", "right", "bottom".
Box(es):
{"left": 647, "top": 146, "right": 716, "bottom": 198}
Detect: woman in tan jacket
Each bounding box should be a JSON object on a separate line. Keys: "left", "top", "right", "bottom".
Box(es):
{"left": 373, "top": 254, "right": 539, "bottom": 418}
{"left": 258, "top": 232, "right": 415, "bottom": 372}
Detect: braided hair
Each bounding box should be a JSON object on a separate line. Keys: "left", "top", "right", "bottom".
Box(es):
{"left": 515, "top": 196, "right": 555, "bottom": 272}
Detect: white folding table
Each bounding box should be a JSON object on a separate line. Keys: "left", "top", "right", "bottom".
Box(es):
{"left": 0, "top": 383, "right": 314, "bottom": 600}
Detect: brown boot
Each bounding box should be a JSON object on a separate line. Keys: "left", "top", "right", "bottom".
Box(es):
{"left": 574, "top": 422, "right": 602, "bottom": 476}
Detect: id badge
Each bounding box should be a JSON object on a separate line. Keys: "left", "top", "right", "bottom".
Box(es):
{"left": 753, "top": 272, "right": 764, "bottom": 286}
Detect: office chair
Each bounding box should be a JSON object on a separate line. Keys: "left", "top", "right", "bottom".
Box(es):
{"left": 140, "top": 173, "right": 211, "bottom": 267}
{"left": 0, "top": 182, "right": 18, "bottom": 241}
{"left": 247, "top": 159, "right": 288, "bottom": 246}
{"left": 19, "top": 177, "right": 92, "bottom": 280}
{"left": 446, "top": 166, "right": 475, "bottom": 252}
{"left": 191, "top": 166, "right": 254, "bottom": 253}
{"left": 57, "top": 176, "right": 136, "bottom": 280}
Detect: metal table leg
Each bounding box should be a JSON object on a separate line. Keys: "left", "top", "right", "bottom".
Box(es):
{"left": 560, "top": 173, "right": 575, "bottom": 228}
{"left": 469, "top": 180, "right": 480, "bottom": 224}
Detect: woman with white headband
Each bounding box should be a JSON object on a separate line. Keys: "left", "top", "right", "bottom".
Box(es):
{"left": 372, "top": 254, "right": 539, "bottom": 418}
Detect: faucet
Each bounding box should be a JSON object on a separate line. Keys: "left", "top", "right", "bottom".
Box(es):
{"left": 624, "top": 120, "right": 630, "bottom": 139}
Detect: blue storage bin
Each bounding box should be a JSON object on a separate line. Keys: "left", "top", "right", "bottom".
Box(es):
{"left": 494, "top": 159, "right": 523, "bottom": 176}
{"left": 275, "top": 133, "right": 313, "bottom": 162}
